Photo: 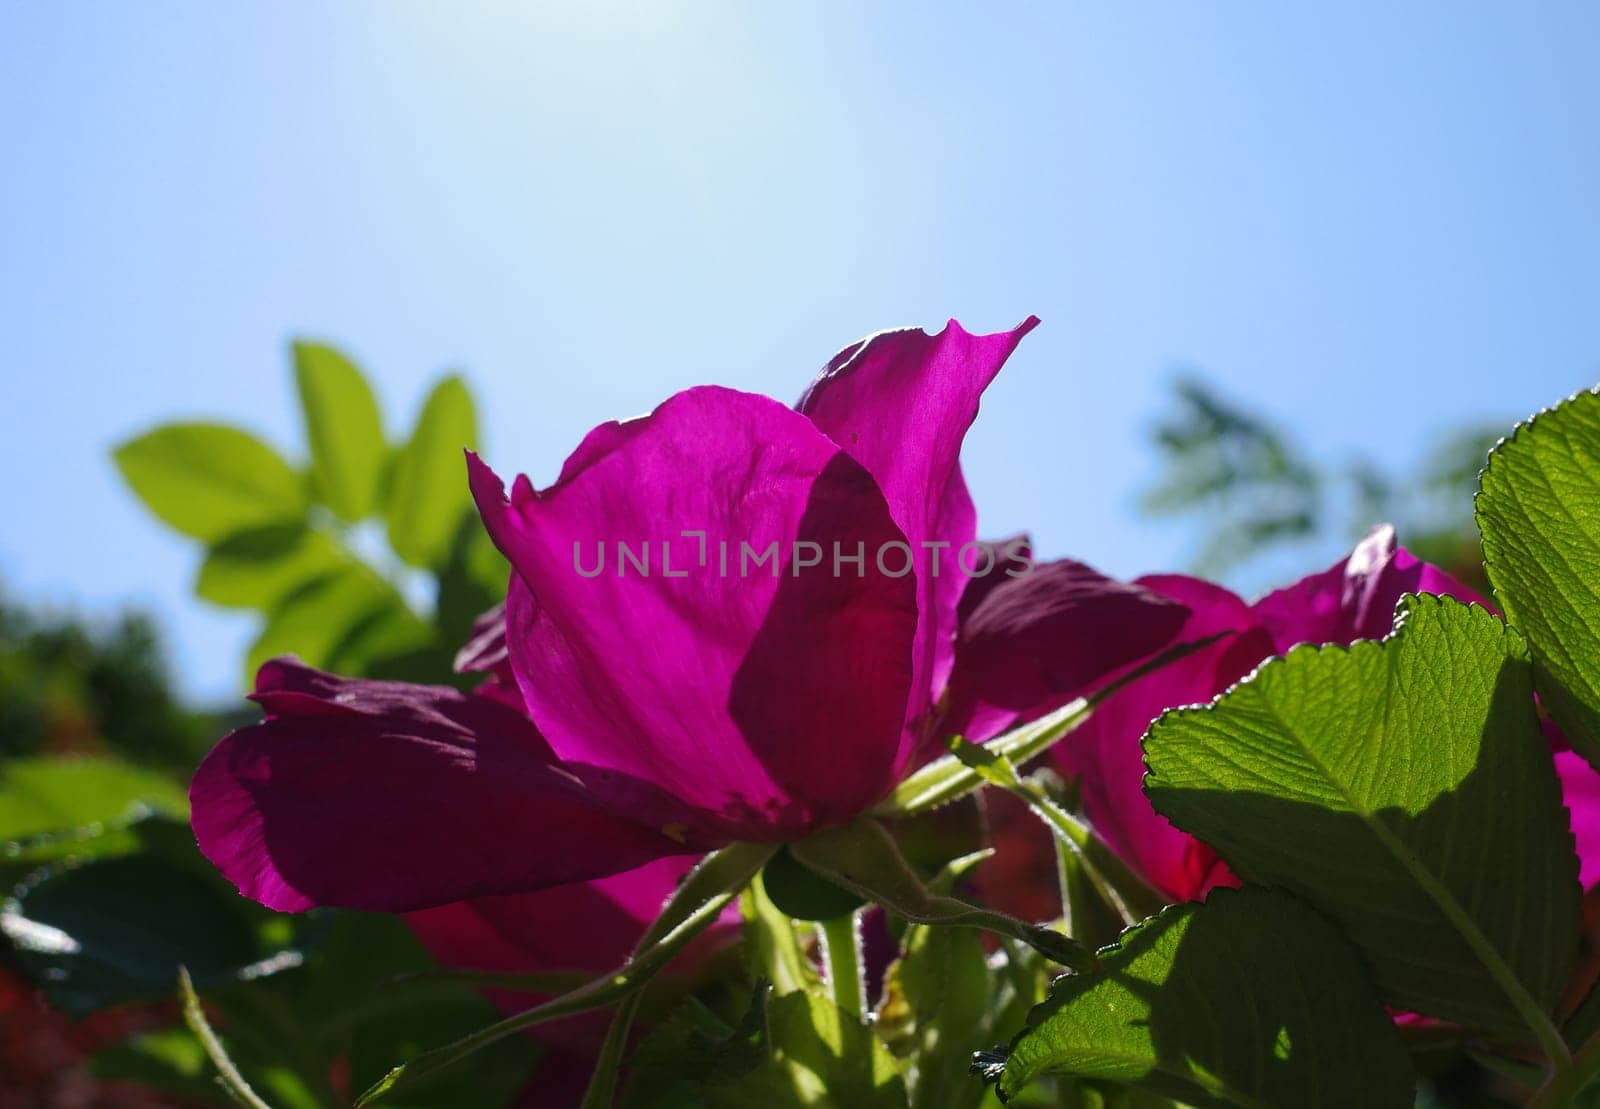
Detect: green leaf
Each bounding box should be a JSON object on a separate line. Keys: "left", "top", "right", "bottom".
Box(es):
{"left": 1145, "top": 595, "right": 1580, "bottom": 1045}
{"left": 99, "top": 900, "right": 533, "bottom": 1108}
{"left": 992, "top": 888, "right": 1414, "bottom": 1107}
{"left": 0, "top": 757, "right": 187, "bottom": 840}
{"left": 95, "top": 1016, "right": 327, "bottom": 1109}
{"left": 876, "top": 851, "right": 1039, "bottom": 1109}
{"left": 89, "top": 1025, "right": 219, "bottom": 1102}
{"left": 291, "top": 910, "right": 537, "bottom": 1106}
{"left": 293, "top": 341, "right": 386, "bottom": 522}
{"left": 1478, "top": 386, "right": 1600, "bottom": 770}
{"left": 621, "top": 985, "right": 775, "bottom": 1109}
{"left": 0, "top": 758, "right": 190, "bottom": 893}
{"left": 2, "top": 818, "right": 154, "bottom": 884}
{"left": 877, "top": 916, "right": 991, "bottom": 1109}
{"left": 627, "top": 987, "right": 908, "bottom": 1109}
{"left": 195, "top": 523, "right": 350, "bottom": 610}
{"left": 245, "top": 567, "right": 428, "bottom": 683}
{"left": 386, "top": 375, "right": 479, "bottom": 569}
{"left": 2, "top": 848, "right": 289, "bottom": 1016}
{"left": 114, "top": 422, "right": 306, "bottom": 541}
{"left": 755, "top": 990, "right": 908, "bottom": 1108}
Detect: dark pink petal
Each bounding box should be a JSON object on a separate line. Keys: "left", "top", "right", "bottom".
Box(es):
{"left": 470, "top": 386, "right": 919, "bottom": 840}
{"left": 1054, "top": 575, "right": 1267, "bottom": 901}
{"left": 1557, "top": 751, "right": 1600, "bottom": 891}
{"left": 1251, "top": 523, "right": 1490, "bottom": 653}
{"left": 954, "top": 534, "right": 1033, "bottom": 625}
{"left": 797, "top": 319, "right": 1040, "bottom": 745}
{"left": 857, "top": 907, "right": 898, "bottom": 1009}
{"left": 941, "top": 558, "right": 1191, "bottom": 744}
{"left": 513, "top": 1054, "right": 593, "bottom": 1109}
{"left": 250, "top": 656, "right": 550, "bottom": 755}
{"left": 190, "top": 660, "right": 696, "bottom": 913}
{"left": 1544, "top": 717, "right": 1571, "bottom": 753}
{"left": 975, "top": 786, "right": 1062, "bottom": 924}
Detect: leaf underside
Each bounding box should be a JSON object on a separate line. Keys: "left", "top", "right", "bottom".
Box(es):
{"left": 1145, "top": 594, "right": 1579, "bottom": 1035}
{"left": 998, "top": 887, "right": 1413, "bottom": 1107}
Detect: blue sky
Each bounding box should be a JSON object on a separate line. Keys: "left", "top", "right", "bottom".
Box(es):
{"left": 4, "top": 2, "right": 1599, "bottom": 701}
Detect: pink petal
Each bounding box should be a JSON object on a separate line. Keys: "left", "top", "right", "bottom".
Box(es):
{"left": 470, "top": 386, "right": 920, "bottom": 840}
{"left": 941, "top": 557, "right": 1191, "bottom": 744}
{"left": 1054, "top": 575, "right": 1268, "bottom": 902}
{"left": 1557, "top": 750, "right": 1600, "bottom": 891}
{"left": 190, "top": 660, "right": 696, "bottom": 913}
{"left": 1252, "top": 523, "right": 1490, "bottom": 653}
{"left": 796, "top": 318, "right": 1040, "bottom": 754}
{"left": 975, "top": 786, "right": 1062, "bottom": 924}
{"left": 954, "top": 533, "right": 1033, "bottom": 623}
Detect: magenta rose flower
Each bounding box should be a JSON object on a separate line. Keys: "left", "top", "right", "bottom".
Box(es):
{"left": 1557, "top": 752, "right": 1600, "bottom": 891}
{"left": 190, "top": 318, "right": 1191, "bottom": 915}
{"left": 1054, "top": 524, "right": 1511, "bottom": 902}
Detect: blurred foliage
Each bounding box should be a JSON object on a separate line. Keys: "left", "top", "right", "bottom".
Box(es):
{"left": 0, "top": 342, "right": 530, "bottom": 1107}
{"left": 113, "top": 339, "right": 507, "bottom": 691}
{"left": 0, "top": 598, "right": 227, "bottom": 765}
{"left": 1141, "top": 374, "right": 1501, "bottom": 592}
{"left": 1139, "top": 376, "right": 1322, "bottom": 571}
{"left": 0, "top": 608, "right": 534, "bottom": 1108}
